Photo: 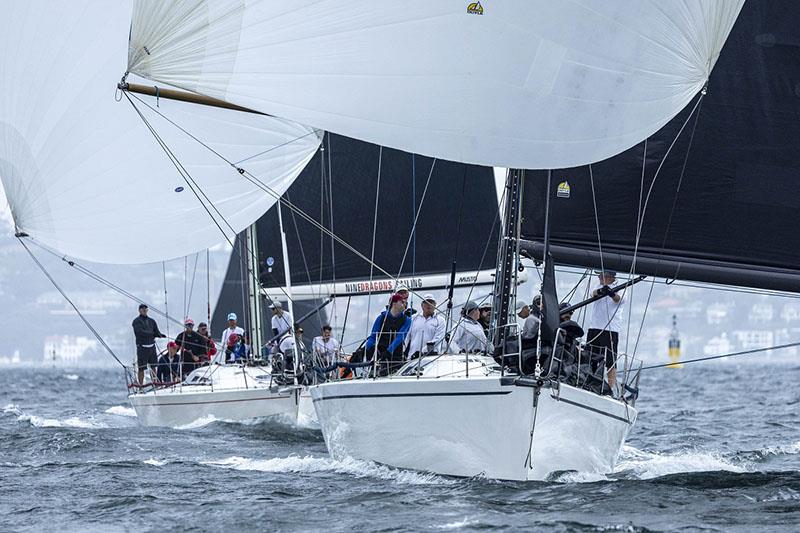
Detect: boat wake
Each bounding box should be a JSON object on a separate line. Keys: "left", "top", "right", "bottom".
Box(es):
{"left": 554, "top": 442, "right": 800, "bottom": 483}
{"left": 201, "top": 455, "right": 455, "bottom": 485}
{"left": 104, "top": 405, "right": 137, "bottom": 417}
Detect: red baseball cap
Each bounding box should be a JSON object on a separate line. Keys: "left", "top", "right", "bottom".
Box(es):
{"left": 167, "top": 341, "right": 178, "bottom": 349}
{"left": 390, "top": 293, "right": 406, "bottom": 304}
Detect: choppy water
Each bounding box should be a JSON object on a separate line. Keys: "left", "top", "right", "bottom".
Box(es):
{"left": 1, "top": 364, "right": 798, "bottom": 532}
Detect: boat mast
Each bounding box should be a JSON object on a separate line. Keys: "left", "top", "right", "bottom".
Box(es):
{"left": 276, "top": 202, "right": 296, "bottom": 321}
{"left": 245, "top": 224, "right": 264, "bottom": 353}
{"left": 492, "top": 168, "right": 523, "bottom": 360}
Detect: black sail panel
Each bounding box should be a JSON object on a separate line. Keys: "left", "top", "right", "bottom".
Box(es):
{"left": 257, "top": 133, "right": 500, "bottom": 292}
{"left": 521, "top": 1, "right": 800, "bottom": 293}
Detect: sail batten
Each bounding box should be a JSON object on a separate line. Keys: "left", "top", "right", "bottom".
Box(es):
{"left": 128, "top": 0, "right": 743, "bottom": 169}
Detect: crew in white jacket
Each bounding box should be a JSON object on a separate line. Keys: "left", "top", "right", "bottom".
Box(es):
{"left": 404, "top": 294, "right": 446, "bottom": 359}
{"left": 450, "top": 300, "right": 492, "bottom": 354}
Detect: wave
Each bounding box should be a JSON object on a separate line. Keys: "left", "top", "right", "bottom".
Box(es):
{"left": 5, "top": 403, "right": 108, "bottom": 429}
{"left": 142, "top": 458, "right": 168, "bottom": 467}
{"left": 104, "top": 405, "right": 137, "bottom": 417}
{"left": 173, "top": 414, "right": 220, "bottom": 430}
{"left": 63, "top": 374, "right": 79, "bottom": 381}
{"left": 201, "top": 455, "right": 454, "bottom": 485}
{"left": 613, "top": 445, "right": 747, "bottom": 480}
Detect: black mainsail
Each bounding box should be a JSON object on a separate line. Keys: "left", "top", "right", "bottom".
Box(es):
{"left": 520, "top": 0, "right": 800, "bottom": 293}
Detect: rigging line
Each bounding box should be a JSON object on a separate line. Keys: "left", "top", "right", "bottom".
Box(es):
{"left": 412, "top": 154, "right": 417, "bottom": 280}
{"left": 17, "top": 237, "right": 125, "bottom": 368}
{"left": 394, "top": 157, "right": 437, "bottom": 279}
{"left": 586, "top": 93, "right": 706, "bottom": 347}
{"left": 365, "top": 146, "right": 384, "bottom": 338}
{"left": 183, "top": 255, "right": 188, "bottom": 320}
{"left": 326, "top": 133, "right": 338, "bottom": 329}
{"left": 126, "top": 91, "right": 322, "bottom": 169}
{"left": 631, "top": 98, "right": 704, "bottom": 358}
{"left": 162, "top": 261, "right": 170, "bottom": 338}
{"left": 640, "top": 340, "right": 800, "bottom": 370}
{"left": 126, "top": 90, "right": 399, "bottom": 297}
{"left": 588, "top": 164, "right": 604, "bottom": 277}
{"left": 186, "top": 252, "right": 200, "bottom": 315}
{"left": 286, "top": 189, "right": 322, "bottom": 310}
{"left": 625, "top": 138, "right": 647, "bottom": 354}
{"left": 123, "top": 92, "right": 290, "bottom": 308}
{"left": 24, "top": 237, "right": 185, "bottom": 328}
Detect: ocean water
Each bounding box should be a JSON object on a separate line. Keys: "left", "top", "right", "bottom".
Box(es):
{"left": 1, "top": 364, "right": 798, "bottom": 532}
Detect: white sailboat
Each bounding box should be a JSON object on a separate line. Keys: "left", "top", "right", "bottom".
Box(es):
{"left": 0, "top": 1, "right": 323, "bottom": 427}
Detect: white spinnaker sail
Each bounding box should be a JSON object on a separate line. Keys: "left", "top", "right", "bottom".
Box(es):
{"left": 0, "top": 1, "right": 322, "bottom": 265}
{"left": 128, "top": 0, "right": 743, "bottom": 169}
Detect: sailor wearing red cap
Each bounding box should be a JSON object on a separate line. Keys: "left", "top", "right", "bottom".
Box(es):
{"left": 156, "top": 341, "right": 181, "bottom": 383}
{"left": 365, "top": 293, "right": 412, "bottom": 375}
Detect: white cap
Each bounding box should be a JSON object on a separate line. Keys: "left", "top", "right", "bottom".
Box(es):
{"left": 227, "top": 312, "right": 237, "bottom": 321}
{"left": 269, "top": 301, "right": 283, "bottom": 309}
{"left": 395, "top": 283, "right": 409, "bottom": 293}
{"left": 422, "top": 293, "right": 436, "bottom": 303}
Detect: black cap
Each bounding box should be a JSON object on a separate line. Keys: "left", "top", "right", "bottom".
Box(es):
{"left": 198, "top": 322, "right": 207, "bottom": 328}
{"left": 138, "top": 303, "right": 148, "bottom": 310}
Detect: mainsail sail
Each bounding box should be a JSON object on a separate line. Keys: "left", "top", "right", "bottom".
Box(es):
{"left": 0, "top": 0, "right": 322, "bottom": 265}
{"left": 255, "top": 133, "right": 500, "bottom": 299}
{"left": 127, "top": 0, "right": 743, "bottom": 169}
{"left": 521, "top": 0, "right": 800, "bottom": 293}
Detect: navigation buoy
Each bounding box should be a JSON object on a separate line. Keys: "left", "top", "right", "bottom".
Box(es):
{"left": 667, "top": 314, "right": 683, "bottom": 368}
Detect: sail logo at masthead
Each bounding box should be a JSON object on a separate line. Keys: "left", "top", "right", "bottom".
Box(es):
{"left": 467, "top": 2, "right": 484, "bottom": 15}
{"left": 557, "top": 181, "right": 571, "bottom": 198}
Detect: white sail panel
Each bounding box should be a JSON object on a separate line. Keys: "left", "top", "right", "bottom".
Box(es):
{"left": 0, "top": 1, "right": 322, "bottom": 265}
{"left": 128, "top": 0, "right": 743, "bottom": 169}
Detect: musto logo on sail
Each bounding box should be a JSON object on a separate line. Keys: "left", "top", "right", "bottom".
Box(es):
{"left": 467, "top": 2, "right": 484, "bottom": 15}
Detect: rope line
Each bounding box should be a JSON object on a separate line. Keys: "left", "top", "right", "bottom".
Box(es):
{"left": 17, "top": 237, "right": 125, "bottom": 368}
{"left": 641, "top": 340, "right": 800, "bottom": 370}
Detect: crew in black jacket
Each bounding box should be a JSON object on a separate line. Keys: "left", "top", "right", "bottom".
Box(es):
{"left": 132, "top": 303, "right": 166, "bottom": 385}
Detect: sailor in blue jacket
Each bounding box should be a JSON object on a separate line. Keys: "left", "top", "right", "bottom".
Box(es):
{"left": 366, "top": 293, "right": 412, "bottom": 375}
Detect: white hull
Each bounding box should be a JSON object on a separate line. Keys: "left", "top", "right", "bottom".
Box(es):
{"left": 129, "top": 385, "right": 299, "bottom": 427}
{"left": 128, "top": 364, "right": 318, "bottom": 427}
{"left": 311, "top": 372, "right": 636, "bottom": 481}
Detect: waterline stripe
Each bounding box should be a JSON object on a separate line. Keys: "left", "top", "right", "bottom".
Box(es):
{"left": 313, "top": 391, "right": 513, "bottom": 402}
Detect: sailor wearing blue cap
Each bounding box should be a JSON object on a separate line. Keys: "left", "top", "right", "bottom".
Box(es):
{"left": 220, "top": 312, "right": 244, "bottom": 358}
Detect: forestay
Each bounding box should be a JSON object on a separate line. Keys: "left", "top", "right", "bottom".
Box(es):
{"left": 128, "top": 0, "right": 743, "bottom": 169}
{"left": 0, "top": 0, "right": 322, "bottom": 264}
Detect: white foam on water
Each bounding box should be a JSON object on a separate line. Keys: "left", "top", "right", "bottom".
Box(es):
{"left": 552, "top": 470, "right": 610, "bottom": 484}
{"left": 17, "top": 413, "right": 108, "bottom": 429}
{"left": 173, "top": 415, "right": 219, "bottom": 430}
{"left": 104, "top": 405, "right": 137, "bottom": 417}
{"left": 614, "top": 445, "right": 747, "bottom": 480}
{"left": 63, "top": 374, "right": 79, "bottom": 381}
{"left": 433, "top": 518, "right": 478, "bottom": 529}
{"left": 3, "top": 403, "right": 21, "bottom": 415}
{"left": 758, "top": 440, "right": 800, "bottom": 457}
{"left": 143, "top": 458, "right": 168, "bottom": 467}
{"left": 201, "top": 455, "right": 453, "bottom": 485}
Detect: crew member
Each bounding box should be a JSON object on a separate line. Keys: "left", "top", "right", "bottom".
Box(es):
{"left": 366, "top": 293, "right": 412, "bottom": 374}
{"left": 450, "top": 301, "right": 491, "bottom": 354}
{"left": 196, "top": 322, "right": 217, "bottom": 363}
{"left": 270, "top": 301, "right": 293, "bottom": 338}
{"left": 405, "top": 294, "right": 446, "bottom": 359}
{"left": 478, "top": 301, "right": 492, "bottom": 338}
{"left": 156, "top": 341, "right": 181, "bottom": 383}
{"left": 587, "top": 270, "right": 623, "bottom": 389}
{"left": 220, "top": 312, "right": 244, "bottom": 359}
{"left": 174, "top": 318, "right": 206, "bottom": 375}
{"left": 132, "top": 303, "right": 166, "bottom": 385}
{"left": 312, "top": 325, "right": 339, "bottom": 366}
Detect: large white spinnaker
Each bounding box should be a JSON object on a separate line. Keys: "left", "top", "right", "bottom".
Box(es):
{"left": 0, "top": 0, "right": 322, "bottom": 265}
{"left": 128, "top": 0, "right": 743, "bottom": 169}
